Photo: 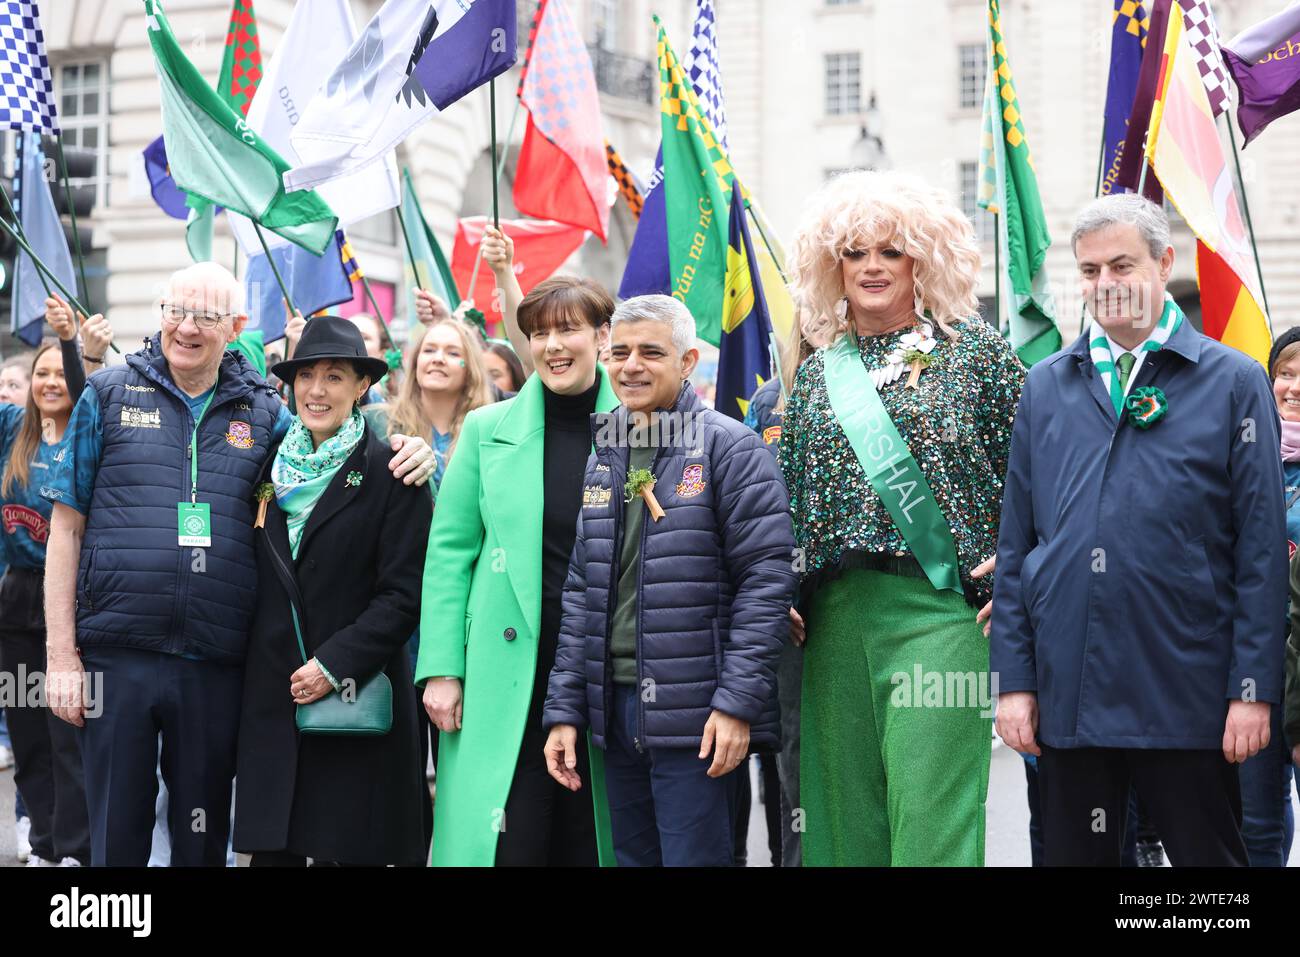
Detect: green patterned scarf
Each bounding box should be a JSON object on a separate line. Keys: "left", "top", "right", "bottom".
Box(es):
{"left": 272, "top": 409, "right": 365, "bottom": 558}
{"left": 1088, "top": 293, "right": 1182, "bottom": 416}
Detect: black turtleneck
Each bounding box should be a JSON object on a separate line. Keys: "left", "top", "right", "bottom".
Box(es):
{"left": 532, "top": 376, "right": 602, "bottom": 723}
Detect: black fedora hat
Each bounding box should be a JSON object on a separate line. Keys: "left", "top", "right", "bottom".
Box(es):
{"left": 270, "top": 316, "right": 390, "bottom": 386}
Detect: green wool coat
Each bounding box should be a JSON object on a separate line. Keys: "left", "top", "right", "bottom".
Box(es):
{"left": 415, "top": 369, "right": 619, "bottom": 867}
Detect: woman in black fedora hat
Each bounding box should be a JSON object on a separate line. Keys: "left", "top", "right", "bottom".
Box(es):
{"left": 233, "top": 317, "right": 433, "bottom": 866}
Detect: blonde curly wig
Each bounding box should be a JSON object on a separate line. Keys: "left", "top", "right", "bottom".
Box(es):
{"left": 787, "top": 170, "right": 982, "bottom": 341}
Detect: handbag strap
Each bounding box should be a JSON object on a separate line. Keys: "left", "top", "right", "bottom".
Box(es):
{"left": 289, "top": 604, "right": 309, "bottom": 667}
{"left": 260, "top": 521, "right": 312, "bottom": 667}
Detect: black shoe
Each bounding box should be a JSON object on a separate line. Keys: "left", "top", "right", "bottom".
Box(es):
{"left": 1135, "top": 841, "right": 1165, "bottom": 868}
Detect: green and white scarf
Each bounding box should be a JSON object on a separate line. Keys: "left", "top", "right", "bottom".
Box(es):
{"left": 1088, "top": 293, "right": 1182, "bottom": 416}
{"left": 272, "top": 409, "right": 365, "bottom": 558}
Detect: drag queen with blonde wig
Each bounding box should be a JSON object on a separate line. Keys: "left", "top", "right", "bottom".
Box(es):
{"left": 780, "top": 170, "right": 1026, "bottom": 866}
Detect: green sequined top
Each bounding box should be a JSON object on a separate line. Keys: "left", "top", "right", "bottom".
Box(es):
{"left": 779, "top": 317, "right": 1026, "bottom": 606}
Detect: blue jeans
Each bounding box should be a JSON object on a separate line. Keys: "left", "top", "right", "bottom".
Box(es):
{"left": 1238, "top": 702, "right": 1295, "bottom": 867}
{"left": 602, "top": 685, "right": 740, "bottom": 866}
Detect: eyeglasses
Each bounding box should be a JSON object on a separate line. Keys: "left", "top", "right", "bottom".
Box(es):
{"left": 159, "top": 304, "right": 232, "bottom": 330}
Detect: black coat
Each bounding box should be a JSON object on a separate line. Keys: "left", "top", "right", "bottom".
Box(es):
{"left": 233, "top": 424, "right": 432, "bottom": 865}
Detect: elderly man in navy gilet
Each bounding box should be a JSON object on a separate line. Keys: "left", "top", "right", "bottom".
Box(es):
{"left": 40, "top": 262, "right": 436, "bottom": 866}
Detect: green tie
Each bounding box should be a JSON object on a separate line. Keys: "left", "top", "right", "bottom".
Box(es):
{"left": 1116, "top": 351, "right": 1136, "bottom": 395}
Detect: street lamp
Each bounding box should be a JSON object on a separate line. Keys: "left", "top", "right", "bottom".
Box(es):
{"left": 850, "top": 91, "right": 888, "bottom": 171}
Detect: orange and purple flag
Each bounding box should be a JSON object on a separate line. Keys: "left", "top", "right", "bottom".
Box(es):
{"left": 1147, "top": 2, "right": 1270, "bottom": 365}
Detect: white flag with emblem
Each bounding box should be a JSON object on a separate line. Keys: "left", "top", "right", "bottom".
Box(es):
{"left": 230, "top": 0, "right": 400, "bottom": 253}
{"left": 283, "top": 0, "right": 469, "bottom": 194}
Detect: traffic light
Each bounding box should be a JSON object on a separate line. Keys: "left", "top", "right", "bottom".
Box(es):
{"left": 43, "top": 138, "right": 95, "bottom": 254}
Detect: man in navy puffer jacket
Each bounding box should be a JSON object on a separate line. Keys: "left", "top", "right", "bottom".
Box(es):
{"left": 543, "top": 295, "right": 797, "bottom": 867}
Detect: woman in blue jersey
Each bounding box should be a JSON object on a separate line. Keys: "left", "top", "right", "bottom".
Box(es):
{"left": 0, "top": 296, "right": 112, "bottom": 866}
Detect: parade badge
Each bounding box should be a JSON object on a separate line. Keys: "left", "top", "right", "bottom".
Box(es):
{"left": 177, "top": 502, "right": 212, "bottom": 547}
{"left": 1124, "top": 386, "right": 1168, "bottom": 430}
{"left": 762, "top": 425, "right": 782, "bottom": 446}
{"left": 225, "top": 420, "right": 254, "bottom": 449}
{"left": 583, "top": 483, "right": 612, "bottom": 510}
{"left": 675, "top": 464, "right": 706, "bottom": 499}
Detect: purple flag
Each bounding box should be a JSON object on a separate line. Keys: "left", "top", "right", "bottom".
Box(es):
{"left": 1223, "top": 5, "right": 1300, "bottom": 147}
{"left": 142, "top": 134, "right": 190, "bottom": 220}
{"left": 1115, "top": 0, "right": 1171, "bottom": 201}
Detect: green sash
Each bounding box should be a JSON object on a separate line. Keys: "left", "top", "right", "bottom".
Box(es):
{"left": 822, "top": 333, "right": 963, "bottom": 595}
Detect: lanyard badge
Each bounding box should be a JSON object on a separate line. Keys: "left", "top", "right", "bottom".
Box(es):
{"left": 177, "top": 390, "right": 217, "bottom": 548}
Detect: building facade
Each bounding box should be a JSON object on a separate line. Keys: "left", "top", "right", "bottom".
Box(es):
{"left": 720, "top": 0, "right": 1300, "bottom": 340}
{"left": 8, "top": 0, "right": 1298, "bottom": 359}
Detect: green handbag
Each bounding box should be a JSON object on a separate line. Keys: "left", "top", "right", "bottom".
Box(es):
{"left": 290, "top": 606, "right": 393, "bottom": 737}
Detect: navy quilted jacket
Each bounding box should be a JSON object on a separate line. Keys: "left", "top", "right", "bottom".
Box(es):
{"left": 543, "top": 384, "right": 797, "bottom": 750}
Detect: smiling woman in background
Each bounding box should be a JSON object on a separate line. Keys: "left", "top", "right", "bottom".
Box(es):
{"left": 371, "top": 318, "right": 495, "bottom": 495}
{"left": 0, "top": 296, "right": 112, "bottom": 867}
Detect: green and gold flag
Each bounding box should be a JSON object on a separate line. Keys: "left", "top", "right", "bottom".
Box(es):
{"left": 977, "top": 0, "right": 1059, "bottom": 366}
{"left": 655, "top": 15, "right": 738, "bottom": 346}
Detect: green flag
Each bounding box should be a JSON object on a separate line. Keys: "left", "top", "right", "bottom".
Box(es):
{"left": 400, "top": 168, "right": 459, "bottom": 334}
{"left": 145, "top": 0, "right": 336, "bottom": 256}
{"left": 977, "top": 0, "right": 1059, "bottom": 366}
{"left": 655, "top": 15, "right": 738, "bottom": 347}
{"left": 185, "top": 0, "right": 263, "bottom": 262}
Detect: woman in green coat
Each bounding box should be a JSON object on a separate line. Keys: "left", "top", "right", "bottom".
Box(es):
{"left": 417, "top": 245, "right": 618, "bottom": 866}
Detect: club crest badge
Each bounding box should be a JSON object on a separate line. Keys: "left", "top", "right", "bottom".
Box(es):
{"left": 225, "top": 420, "right": 254, "bottom": 449}
{"left": 675, "top": 464, "right": 706, "bottom": 498}
{"left": 762, "top": 425, "right": 782, "bottom": 446}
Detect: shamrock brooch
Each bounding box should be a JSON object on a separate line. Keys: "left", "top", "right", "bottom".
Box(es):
{"left": 1124, "top": 386, "right": 1168, "bottom": 430}
{"left": 253, "top": 482, "right": 274, "bottom": 529}
{"left": 624, "top": 467, "right": 665, "bottom": 522}
{"left": 345, "top": 470, "right": 363, "bottom": 488}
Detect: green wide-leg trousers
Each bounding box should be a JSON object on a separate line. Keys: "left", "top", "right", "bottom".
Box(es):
{"left": 800, "top": 569, "right": 991, "bottom": 866}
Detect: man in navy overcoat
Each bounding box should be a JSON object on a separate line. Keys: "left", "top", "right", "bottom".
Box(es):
{"left": 990, "top": 194, "right": 1286, "bottom": 866}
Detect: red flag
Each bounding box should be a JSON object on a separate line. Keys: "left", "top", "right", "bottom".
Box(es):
{"left": 512, "top": 0, "right": 609, "bottom": 242}
{"left": 451, "top": 217, "right": 588, "bottom": 326}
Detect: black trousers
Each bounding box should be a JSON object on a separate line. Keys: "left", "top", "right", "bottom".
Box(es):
{"left": 0, "top": 568, "right": 90, "bottom": 864}
{"left": 494, "top": 722, "right": 598, "bottom": 866}
{"left": 1038, "top": 744, "right": 1248, "bottom": 866}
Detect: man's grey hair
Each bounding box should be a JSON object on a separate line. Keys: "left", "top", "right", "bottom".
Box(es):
{"left": 167, "top": 261, "right": 246, "bottom": 317}
{"left": 1071, "top": 193, "right": 1172, "bottom": 261}
{"left": 610, "top": 294, "right": 696, "bottom": 356}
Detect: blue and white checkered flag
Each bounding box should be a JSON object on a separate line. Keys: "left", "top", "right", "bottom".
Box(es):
{"left": 0, "top": 0, "right": 59, "bottom": 133}
{"left": 684, "top": 0, "right": 727, "bottom": 152}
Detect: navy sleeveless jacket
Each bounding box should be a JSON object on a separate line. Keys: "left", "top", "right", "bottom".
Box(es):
{"left": 76, "top": 337, "right": 283, "bottom": 663}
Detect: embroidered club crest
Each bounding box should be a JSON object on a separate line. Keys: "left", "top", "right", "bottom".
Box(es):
{"left": 675, "top": 464, "right": 706, "bottom": 498}
{"left": 225, "top": 421, "right": 254, "bottom": 449}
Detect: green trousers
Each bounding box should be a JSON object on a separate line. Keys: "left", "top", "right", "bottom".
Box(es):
{"left": 800, "top": 568, "right": 991, "bottom": 866}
